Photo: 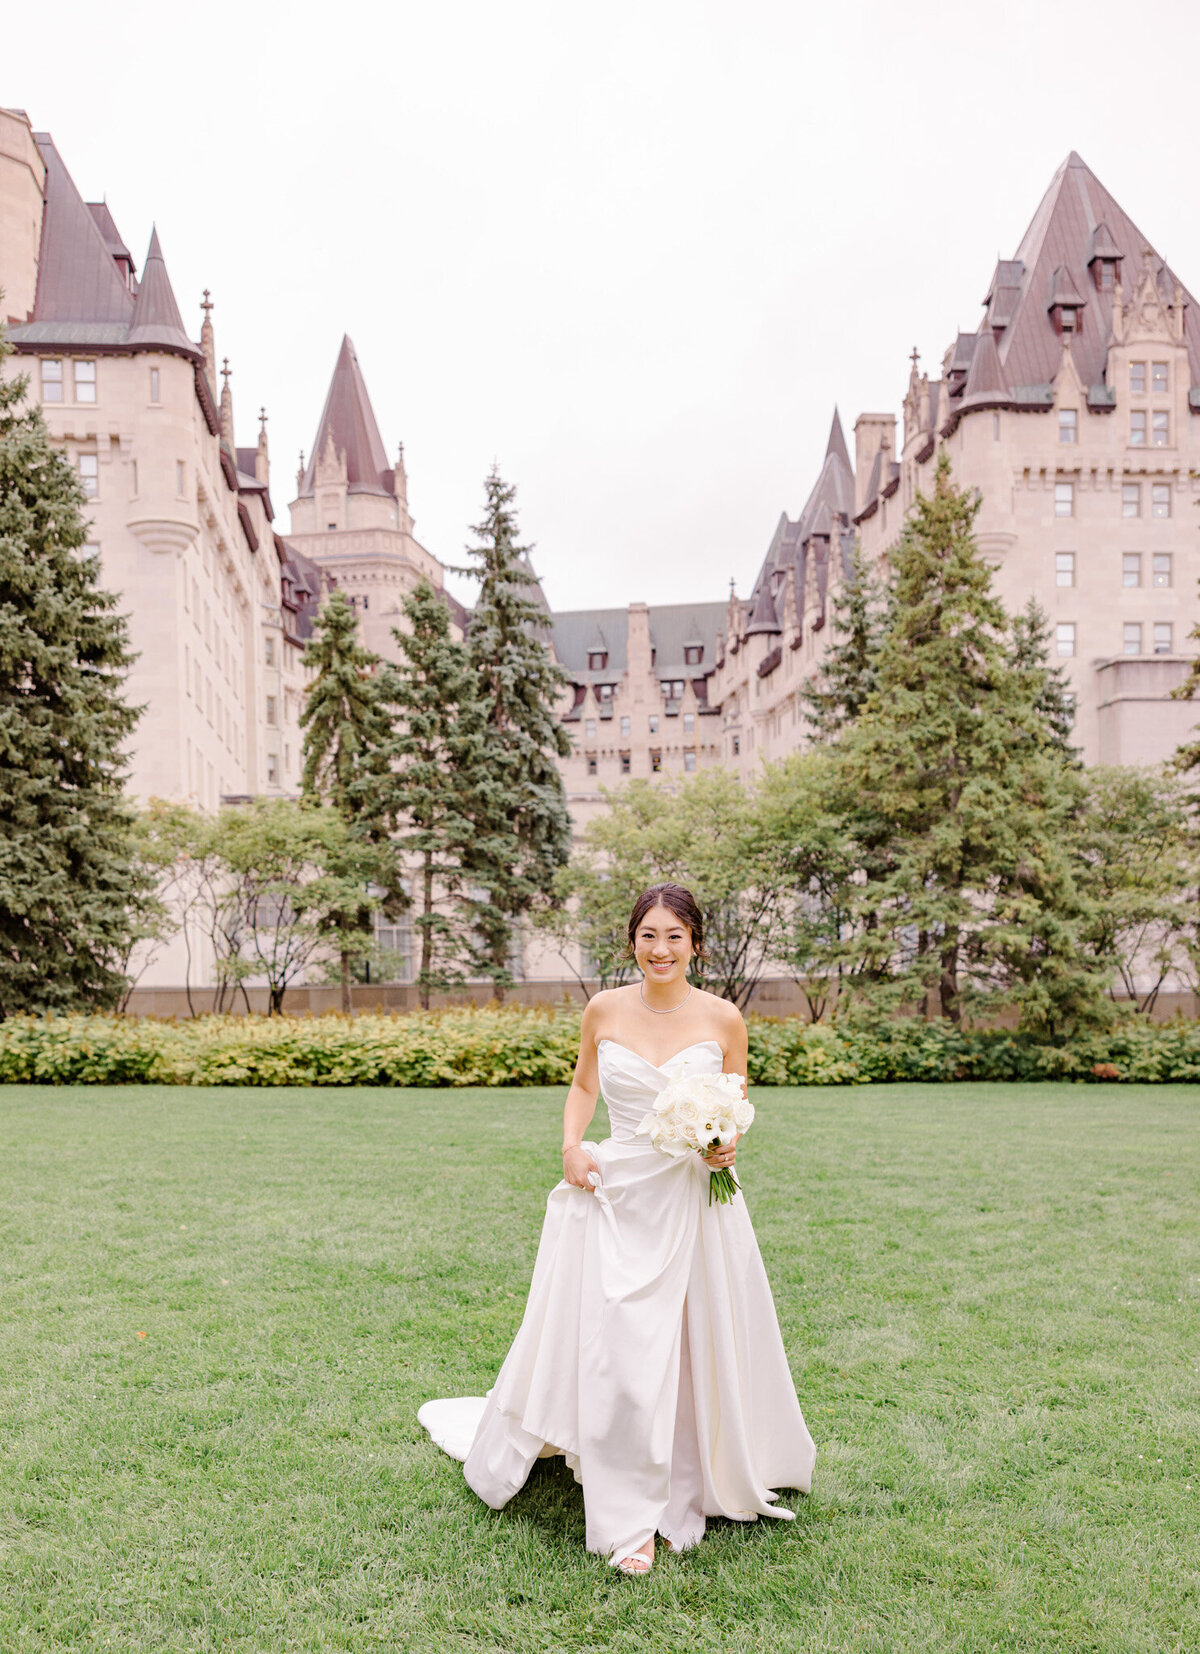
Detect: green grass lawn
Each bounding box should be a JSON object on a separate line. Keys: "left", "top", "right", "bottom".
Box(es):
{"left": 0, "top": 1082, "right": 1197, "bottom": 1654}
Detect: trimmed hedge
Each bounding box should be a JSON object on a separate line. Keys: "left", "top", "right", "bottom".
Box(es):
{"left": 0, "top": 1006, "right": 1199, "bottom": 1087}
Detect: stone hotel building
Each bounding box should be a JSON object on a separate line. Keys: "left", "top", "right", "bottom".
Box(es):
{"left": 2, "top": 108, "right": 1198, "bottom": 991}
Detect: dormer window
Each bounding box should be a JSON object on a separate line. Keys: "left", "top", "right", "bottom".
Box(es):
{"left": 588, "top": 651, "right": 607, "bottom": 671}
{"left": 1060, "top": 307, "right": 1079, "bottom": 334}
{"left": 1097, "top": 261, "right": 1115, "bottom": 290}
{"left": 597, "top": 683, "right": 614, "bottom": 701}
{"left": 684, "top": 644, "right": 704, "bottom": 666}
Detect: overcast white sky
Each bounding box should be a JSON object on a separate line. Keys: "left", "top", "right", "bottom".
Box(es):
{"left": 8, "top": 0, "right": 1200, "bottom": 613}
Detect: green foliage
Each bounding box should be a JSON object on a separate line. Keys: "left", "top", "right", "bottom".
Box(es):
{"left": 5, "top": 1004, "right": 1200, "bottom": 1086}
{"left": 0, "top": 326, "right": 150, "bottom": 1016}
{"left": 798, "top": 541, "right": 892, "bottom": 740}
{"left": 1077, "top": 765, "right": 1199, "bottom": 1011}
{"left": 300, "top": 590, "right": 405, "bottom": 1007}
{"left": 824, "top": 451, "right": 1109, "bottom": 1034}
{"left": 542, "top": 769, "right": 793, "bottom": 1006}
{"left": 1008, "top": 595, "right": 1080, "bottom": 763}
{"left": 384, "top": 578, "right": 484, "bottom": 1007}
{"left": 457, "top": 468, "right": 572, "bottom": 993}
{"left": 207, "top": 799, "right": 398, "bottom": 1015}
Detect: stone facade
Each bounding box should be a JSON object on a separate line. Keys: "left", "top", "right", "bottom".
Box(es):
{"left": 5, "top": 110, "right": 1200, "bottom": 998}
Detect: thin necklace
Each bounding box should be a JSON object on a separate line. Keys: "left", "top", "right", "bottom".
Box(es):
{"left": 640, "top": 983, "right": 693, "bottom": 1014}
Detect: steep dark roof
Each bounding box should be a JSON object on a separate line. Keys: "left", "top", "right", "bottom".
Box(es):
{"left": 551, "top": 602, "right": 726, "bottom": 682}
{"left": 8, "top": 138, "right": 201, "bottom": 366}
{"left": 86, "top": 201, "right": 134, "bottom": 274}
{"left": 298, "top": 335, "right": 394, "bottom": 497}
{"left": 745, "top": 577, "right": 781, "bottom": 637}
{"left": 125, "top": 228, "right": 199, "bottom": 360}
{"left": 956, "top": 327, "right": 1010, "bottom": 413}
{"left": 983, "top": 151, "right": 1200, "bottom": 391}
{"left": 26, "top": 134, "right": 134, "bottom": 328}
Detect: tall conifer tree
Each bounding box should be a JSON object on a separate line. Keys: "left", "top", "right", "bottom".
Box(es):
{"left": 1009, "top": 596, "right": 1080, "bottom": 763}
{"left": 830, "top": 453, "right": 1106, "bottom": 1032}
{"left": 299, "top": 587, "right": 403, "bottom": 1009}
{"left": 385, "top": 579, "right": 485, "bottom": 1007}
{"left": 458, "top": 467, "right": 572, "bottom": 994}
{"left": 799, "top": 544, "right": 891, "bottom": 739}
{"left": 0, "top": 330, "right": 148, "bottom": 1014}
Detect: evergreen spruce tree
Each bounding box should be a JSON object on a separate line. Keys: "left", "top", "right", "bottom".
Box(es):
{"left": 1009, "top": 597, "right": 1080, "bottom": 763}
{"left": 830, "top": 452, "right": 1108, "bottom": 1032}
{"left": 299, "top": 587, "right": 403, "bottom": 1009}
{"left": 457, "top": 467, "right": 572, "bottom": 995}
{"left": 0, "top": 328, "right": 149, "bottom": 1015}
{"left": 799, "top": 543, "right": 891, "bottom": 739}
{"left": 385, "top": 578, "right": 485, "bottom": 1008}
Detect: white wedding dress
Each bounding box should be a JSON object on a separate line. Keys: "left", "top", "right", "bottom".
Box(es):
{"left": 417, "top": 1038, "right": 816, "bottom": 1563}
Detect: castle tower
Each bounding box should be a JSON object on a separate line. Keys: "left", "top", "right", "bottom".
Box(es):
{"left": 0, "top": 108, "right": 47, "bottom": 325}
{"left": 287, "top": 335, "right": 454, "bottom": 657}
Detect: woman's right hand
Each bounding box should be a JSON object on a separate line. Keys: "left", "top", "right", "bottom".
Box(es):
{"left": 563, "top": 1146, "right": 601, "bottom": 1192}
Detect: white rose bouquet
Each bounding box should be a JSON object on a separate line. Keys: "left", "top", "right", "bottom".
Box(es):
{"left": 635, "top": 1068, "right": 755, "bottom": 1205}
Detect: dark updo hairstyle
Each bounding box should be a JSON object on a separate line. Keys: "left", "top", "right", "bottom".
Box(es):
{"left": 625, "top": 883, "right": 709, "bottom": 965}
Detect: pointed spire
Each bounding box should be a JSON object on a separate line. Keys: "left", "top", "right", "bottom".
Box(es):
{"left": 825, "top": 406, "right": 852, "bottom": 472}
{"left": 126, "top": 226, "right": 199, "bottom": 358}
{"left": 200, "top": 288, "right": 216, "bottom": 381}
{"left": 958, "top": 328, "right": 1010, "bottom": 411}
{"left": 256, "top": 407, "right": 269, "bottom": 486}
{"left": 297, "top": 450, "right": 306, "bottom": 492}
{"left": 299, "top": 335, "right": 393, "bottom": 498}
{"left": 220, "top": 357, "right": 234, "bottom": 444}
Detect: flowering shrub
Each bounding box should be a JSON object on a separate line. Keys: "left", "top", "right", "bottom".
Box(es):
{"left": 0, "top": 1006, "right": 1198, "bottom": 1087}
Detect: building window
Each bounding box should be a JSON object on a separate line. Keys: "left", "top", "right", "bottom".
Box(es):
{"left": 266, "top": 753, "right": 278, "bottom": 785}
{"left": 1153, "top": 553, "right": 1173, "bottom": 588}
{"left": 74, "top": 361, "right": 96, "bottom": 402}
{"left": 1123, "top": 622, "right": 1142, "bottom": 655}
{"left": 992, "top": 412, "right": 1000, "bottom": 440}
{"left": 586, "top": 754, "right": 597, "bottom": 777}
{"left": 1130, "top": 411, "right": 1146, "bottom": 446}
{"left": 327, "top": 522, "right": 337, "bottom": 531}
{"left": 650, "top": 750, "right": 662, "bottom": 773}
{"left": 1055, "top": 552, "right": 1075, "bottom": 587}
{"left": 1152, "top": 484, "right": 1171, "bottom": 518}
{"left": 150, "top": 368, "right": 160, "bottom": 402}
{"left": 587, "top": 651, "right": 607, "bottom": 670}
{"left": 1055, "top": 623, "right": 1076, "bottom": 657}
{"left": 176, "top": 461, "right": 186, "bottom": 495}
{"left": 619, "top": 752, "right": 631, "bottom": 774}
{"left": 1152, "top": 361, "right": 1168, "bottom": 393}
{"left": 41, "top": 359, "right": 63, "bottom": 401}
{"left": 649, "top": 715, "right": 659, "bottom": 734}
{"left": 1122, "top": 483, "right": 1141, "bottom": 517}
{"left": 684, "top": 750, "right": 697, "bottom": 773}
{"left": 1154, "top": 622, "right": 1173, "bottom": 654}
{"left": 660, "top": 678, "right": 685, "bottom": 699}
{"left": 264, "top": 635, "right": 275, "bottom": 666}
{"left": 585, "top": 718, "right": 596, "bottom": 738}
{"left": 130, "top": 460, "right": 138, "bottom": 496}
{"left": 1152, "top": 411, "right": 1169, "bottom": 446}
{"left": 1054, "top": 482, "right": 1074, "bottom": 518}
{"left": 683, "top": 711, "right": 695, "bottom": 733}
{"left": 80, "top": 542, "right": 100, "bottom": 560}
{"left": 1122, "top": 553, "right": 1142, "bottom": 588}
{"left": 78, "top": 453, "right": 99, "bottom": 498}
{"left": 360, "top": 594, "right": 369, "bottom": 610}
{"left": 684, "top": 645, "right": 703, "bottom": 665}
{"left": 620, "top": 715, "right": 630, "bottom": 736}
{"left": 1058, "top": 409, "right": 1077, "bottom": 444}
{"left": 266, "top": 695, "right": 277, "bottom": 726}
{"left": 1130, "top": 362, "right": 1146, "bottom": 394}
{"left": 597, "top": 683, "right": 613, "bottom": 700}
{"left": 731, "top": 734, "right": 740, "bottom": 756}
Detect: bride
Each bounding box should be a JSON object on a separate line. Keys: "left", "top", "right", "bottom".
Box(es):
{"left": 418, "top": 882, "right": 815, "bottom": 1574}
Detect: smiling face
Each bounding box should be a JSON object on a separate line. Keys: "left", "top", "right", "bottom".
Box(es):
{"left": 633, "top": 904, "right": 695, "bottom": 987}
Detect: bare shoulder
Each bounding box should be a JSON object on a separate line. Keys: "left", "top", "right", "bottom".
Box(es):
{"left": 582, "top": 984, "right": 639, "bottom": 1042}
{"left": 697, "top": 989, "right": 745, "bottom": 1047}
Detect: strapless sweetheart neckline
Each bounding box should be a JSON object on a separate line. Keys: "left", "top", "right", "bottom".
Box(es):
{"left": 597, "top": 1036, "right": 723, "bottom": 1070}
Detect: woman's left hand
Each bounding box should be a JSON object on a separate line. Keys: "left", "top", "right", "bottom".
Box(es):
{"left": 703, "top": 1134, "right": 740, "bottom": 1170}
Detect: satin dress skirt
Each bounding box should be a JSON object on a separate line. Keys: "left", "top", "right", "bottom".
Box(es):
{"left": 418, "top": 1038, "right": 816, "bottom": 1564}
